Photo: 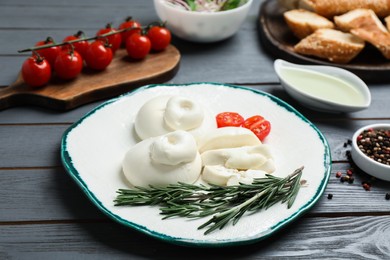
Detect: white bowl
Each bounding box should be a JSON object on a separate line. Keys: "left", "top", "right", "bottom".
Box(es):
{"left": 153, "top": 0, "right": 253, "bottom": 42}
{"left": 274, "top": 59, "right": 371, "bottom": 113}
{"left": 351, "top": 124, "right": 390, "bottom": 181}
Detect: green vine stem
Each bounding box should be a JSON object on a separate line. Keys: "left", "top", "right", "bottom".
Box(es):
{"left": 17, "top": 23, "right": 154, "bottom": 53}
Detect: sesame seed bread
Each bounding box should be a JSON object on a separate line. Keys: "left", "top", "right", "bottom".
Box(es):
{"left": 385, "top": 16, "right": 390, "bottom": 31}
{"left": 284, "top": 9, "right": 334, "bottom": 39}
{"left": 294, "top": 28, "right": 365, "bottom": 63}
{"left": 299, "top": 0, "right": 390, "bottom": 18}
{"left": 334, "top": 9, "right": 388, "bottom": 33}
{"left": 334, "top": 9, "right": 390, "bottom": 59}
{"left": 351, "top": 28, "right": 390, "bottom": 59}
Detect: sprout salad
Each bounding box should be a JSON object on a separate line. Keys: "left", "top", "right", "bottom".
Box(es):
{"left": 164, "top": 0, "right": 248, "bottom": 12}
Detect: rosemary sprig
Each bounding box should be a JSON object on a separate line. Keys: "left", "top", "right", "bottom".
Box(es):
{"left": 114, "top": 166, "right": 304, "bottom": 235}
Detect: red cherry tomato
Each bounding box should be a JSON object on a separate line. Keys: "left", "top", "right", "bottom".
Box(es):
{"left": 84, "top": 41, "right": 113, "bottom": 70}
{"left": 35, "top": 37, "right": 61, "bottom": 67}
{"left": 126, "top": 33, "right": 151, "bottom": 59}
{"left": 54, "top": 50, "right": 83, "bottom": 80}
{"left": 216, "top": 112, "right": 245, "bottom": 127}
{"left": 96, "top": 24, "right": 122, "bottom": 53}
{"left": 242, "top": 115, "right": 271, "bottom": 141}
{"left": 62, "top": 31, "right": 90, "bottom": 58}
{"left": 118, "top": 18, "right": 141, "bottom": 46}
{"left": 22, "top": 56, "right": 51, "bottom": 87}
{"left": 147, "top": 26, "right": 171, "bottom": 51}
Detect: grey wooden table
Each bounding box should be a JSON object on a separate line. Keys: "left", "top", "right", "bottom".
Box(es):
{"left": 1, "top": 0, "right": 390, "bottom": 259}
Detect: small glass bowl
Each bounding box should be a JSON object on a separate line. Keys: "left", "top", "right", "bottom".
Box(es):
{"left": 351, "top": 124, "right": 390, "bottom": 181}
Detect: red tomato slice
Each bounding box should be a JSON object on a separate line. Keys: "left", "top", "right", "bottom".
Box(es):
{"left": 242, "top": 115, "right": 271, "bottom": 141}
{"left": 216, "top": 112, "right": 245, "bottom": 127}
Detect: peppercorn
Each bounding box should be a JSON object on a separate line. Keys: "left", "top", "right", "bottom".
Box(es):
{"left": 386, "top": 193, "right": 390, "bottom": 200}
{"left": 348, "top": 177, "right": 354, "bottom": 184}
{"left": 346, "top": 169, "right": 353, "bottom": 176}
{"left": 362, "top": 182, "right": 371, "bottom": 191}
{"left": 327, "top": 194, "right": 333, "bottom": 200}
{"left": 335, "top": 171, "right": 342, "bottom": 178}
{"left": 356, "top": 128, "right": 390, "bottom": 166}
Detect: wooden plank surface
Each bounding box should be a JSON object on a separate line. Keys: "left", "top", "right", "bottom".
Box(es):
{"left": 1, "top": 163, "right": 390, "bottom": 222}
{"left": 1, "top": 0, "right": 390, "bottom": 258}
{"left": 1, "top": 216, "right": 389, "bottom": 259}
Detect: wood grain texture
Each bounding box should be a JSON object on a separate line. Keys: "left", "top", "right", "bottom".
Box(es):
{"left": 1, "top": 164, "right": 389, "bottom": 222}
{"left": 1, "top": 119, "right": 390, "bottom": 168}
{"left": 1, "top": 0, "right": 390, "bottom": 258}
{"left": 1, "top": 216, "right": 390, "bottom": 258}
{"left": 0, "top": 46, "right": 180, "bottom": 110}
{"left": 0, "top": 84, "right": 389, "bottom": 124}
{"left": 0, "top": 1, "right": 277, "bottom": 87}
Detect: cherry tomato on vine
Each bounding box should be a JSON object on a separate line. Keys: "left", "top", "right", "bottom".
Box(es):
{"left": 84, "top": 41, "right": 113, "bottom": 70}
{"left": 96, "top": 24, "right": 122, "bottom": 53}
{"left": 216, "top": 112, "right": 244, "bottom": 128}
{"left": 126, "top": 33, "right": 151, "bottom": 59}
{"left": 118, "top": 17, "right": 141, "bottom": 46}
{"left": 22, "top": 56, "right": 51, "bottom": 87}
{"left": 147, "top": 26, "right": 171, "bottom": 51}
{"left": 242, "top": 115, "right": 271, "bottom": 141}
{"left": 54, "top": 50, "right": 83, "bottom": 80}
{"left": 62, "top": 31, "right": 90, "bottom": 58}
{"left": 34, "top": 37, "right": 61, "bottom": 67}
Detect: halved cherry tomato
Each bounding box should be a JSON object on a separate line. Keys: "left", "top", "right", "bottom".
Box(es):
{"left": 96, "top": 24, "right": 122, "bottom": 53}
{"left": 84, "top": 41, "right": 113, "bottom": 70}
{"left": 35, "top": 37, "right": 61, "bottom": 67}
{"left": 147, "top": 26, "right": 171, "bottom": 51}
{"left": 216, "top": 112, "right": 244, "bottom": 127}
{"left": 22, "top": 56, "right": 51, "bottom": 87}
{"left": 54, "top": 50, "right": 83, "bottom": 80}
{"left": 242, "top": 115, "right": 271, "bottom": 141}
{"left": 126, "top": 33, "right": 151, "bottom": 59}
{"left": 118, "top": 17, "right": 141, "bottom": 46}
{"left": 62, "top": 31, "right": 90, "bottom": 58}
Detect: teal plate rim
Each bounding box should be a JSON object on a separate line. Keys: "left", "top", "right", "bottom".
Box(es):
{"left": 61, "top": 82, "right": 332, "bottom": 247}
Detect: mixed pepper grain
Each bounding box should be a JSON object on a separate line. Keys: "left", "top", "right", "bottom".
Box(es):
{"left": 356, "top": 128, "right": 390, "bottom": 166}
{"left": 327, "top": 139, "right": 389, "bottom": 200}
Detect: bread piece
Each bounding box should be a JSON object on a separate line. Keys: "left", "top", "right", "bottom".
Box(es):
{"left": 334, "top": 9, "right": 388, "bottom": 33}
{"left": 385, "top": 15, "right": 390, "bottom": 31}
{"left": 334, "top": 9, "right": 390, "bottom": 59}
{"left": 294, "top": 28, "right": 365, "bottom": 63}
{"left": 284, "top": 9, "right": 334, "bottom": 39}
{"left": 299, "top": 0, "right": 390, "bottom": 18}
{"left": 351, "top": 28, "right": 390, "bottom": 59}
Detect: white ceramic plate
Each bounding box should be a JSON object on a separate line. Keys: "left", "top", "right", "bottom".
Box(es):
{"left": 61, "top": 83, "right": 331, "bottom": 247}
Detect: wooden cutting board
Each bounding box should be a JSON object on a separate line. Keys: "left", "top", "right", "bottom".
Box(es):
{"left": 0, "top": 45, "right": 180, "bottom": 111}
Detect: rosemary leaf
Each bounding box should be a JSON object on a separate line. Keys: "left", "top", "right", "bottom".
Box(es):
{"left": 114, "top": 166, "right": 304, "bottom": 235}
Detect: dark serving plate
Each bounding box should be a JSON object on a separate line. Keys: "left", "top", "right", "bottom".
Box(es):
{"left": 258, "top": 0, "right": 390, "bottom": 83}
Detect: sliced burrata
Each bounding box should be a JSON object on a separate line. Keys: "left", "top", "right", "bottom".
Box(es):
{"left": 202, "top": 165, "right": 268, "bottom": 186}
{"left": 122, "top": 130, "right": 202, "bottom": 187}
{"left": 197, "top": 127, "right": 261, "bottom": 154}
{"left": 134, "top": 95, "right": 216, "bottom": 140}
{"left": 201, "top": 145, "right": 275, "bottom": 173}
